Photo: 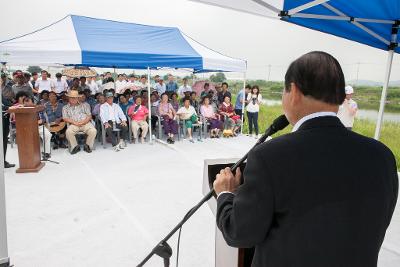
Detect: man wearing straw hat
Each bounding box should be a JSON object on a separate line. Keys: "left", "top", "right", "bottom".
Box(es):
{"left": 62, "top": 90, "right": 97, "bottom": 154}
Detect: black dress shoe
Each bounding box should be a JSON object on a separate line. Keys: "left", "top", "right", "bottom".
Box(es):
{"left": 83, "top": 144, "right": 92, "bottom": 153}
{"left": 4, "top": 161, "right": 15, "bottom": 168}
{"left": 53, "top": 144, "right": 59, "bottom": 150}
{"left": 71, "top": 146, "right": 81, "bottom": 155}
{"left": 59, "top": 143, "right": 67, "bottom": 149}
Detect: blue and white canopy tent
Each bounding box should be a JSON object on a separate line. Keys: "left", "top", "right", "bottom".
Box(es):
{"left": 191, "top": 0, "right": 400, "bottom": 140}
{"left": 0, "top": 15, "right": 246, "bottom": 72}
{"left": 0, "top": 15, "right": 247, "bottom": 266}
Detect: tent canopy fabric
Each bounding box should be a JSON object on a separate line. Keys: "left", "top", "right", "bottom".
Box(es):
{"left": 190, "top": 0, "right": 400, "bottom": 53}
{"left": 0, "top": 15, "right": 246, "bottom": 73}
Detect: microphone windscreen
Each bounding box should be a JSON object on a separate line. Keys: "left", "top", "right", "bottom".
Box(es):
{"left": 272, "top": 115, "right": 289, "bottom": 131}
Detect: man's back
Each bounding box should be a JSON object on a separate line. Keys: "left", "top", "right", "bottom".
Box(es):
{"left": 217, "top": 116, "right": 398, "bottom": 267}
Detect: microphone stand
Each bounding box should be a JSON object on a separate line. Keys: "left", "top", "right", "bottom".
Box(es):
{"left": 137, "top": 123, "right": 281, "bottom": 267}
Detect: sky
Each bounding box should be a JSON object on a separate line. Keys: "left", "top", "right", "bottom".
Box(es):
{"left": 1, "top": 0, "right": 399, "bottom": 82}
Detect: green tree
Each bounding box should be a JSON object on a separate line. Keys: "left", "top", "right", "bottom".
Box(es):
{"left": 26, "top": 66, "right": 42, "bottom": 74}
{"left": 210, "top": 72, "right": 226, "bottom": 83}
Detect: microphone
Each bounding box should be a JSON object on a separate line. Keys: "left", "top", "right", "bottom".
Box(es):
{"left": 229, "top": 114, "right": 289, "bottom": 172}
{"left": 137, "top": 114, "right": 289, "bottom": 267}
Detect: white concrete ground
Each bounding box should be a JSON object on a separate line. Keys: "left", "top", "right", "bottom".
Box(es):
{"left": 3, "top": 135, "right": 400, "bottom": 267}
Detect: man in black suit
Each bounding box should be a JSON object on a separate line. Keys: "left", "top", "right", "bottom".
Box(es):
{"left": 213, "top": 51, "right": 398, "bottom": 267}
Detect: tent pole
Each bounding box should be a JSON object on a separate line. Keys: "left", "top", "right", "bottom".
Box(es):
{"left": 240, "top": 72, "right": 246, "bottom": 135}
{"left": 0, "top": 64, "right": 10, "bottom": 267}
{"left": 374, "top": 49, "right": 394, "bottom": 140}
{"left": 147, "top": 67, "right": 152, "bottom": 144}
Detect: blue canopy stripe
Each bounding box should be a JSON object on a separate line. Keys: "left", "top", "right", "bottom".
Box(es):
{"left": 280, "top": 0, "right": 400, "bottom": 53}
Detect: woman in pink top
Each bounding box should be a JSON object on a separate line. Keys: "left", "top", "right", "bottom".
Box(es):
{"left": 200, "top": 96, "right": 223, "bottom": 138}
{"left": 127, "top": 96, "right": 149, "bottom": 143}
{"left": 158, "top": 93, "right": 178, "bottom": 144}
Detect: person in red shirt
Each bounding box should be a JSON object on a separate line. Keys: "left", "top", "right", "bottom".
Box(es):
{"left": 127, "top": 96, "right": 149, "bottom": 144}
{"left": 218, "top": 96, "right": 241, "bottom": 136}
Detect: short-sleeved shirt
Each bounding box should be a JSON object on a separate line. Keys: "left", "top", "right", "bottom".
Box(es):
{"left": 53, "top": 79, "right": 68, "bottom": 94}
{"left": 154, "top": 83, "right": 166, "bottom": 95}
{"left": 166, "top": 82, "right": 178, "bottom": 92}
{"left": 35, "top": 79, "right": 54, "bottom": 93}
{"left": 62, "top": 103, "right": 91, "bottom": 122}
{"left": 235, "top": 90, "right": 244, "bottom": 110}
{"left": 128, "top": 105, "right": 149, "bottom": 121}
{"left": 44, "top": 102, "right": 64, "bottom": 123}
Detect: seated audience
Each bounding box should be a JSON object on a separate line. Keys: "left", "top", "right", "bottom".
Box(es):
{"left": 190, "top": 91, "right": 200, "bottom": 113}
{"left": 84, "top": 89, "right": 97, "bottom": 110}
{"left": 200, "top": 96, "right": 223, "bottom": 138}
{"left": 79, "top": 76, "right": 90, "bottom": 92}
{"left": 200, "top": 82, "right": 211, "bottom": 99}
{"left": 39, "top": 90, "right": 49, "bottom": 105}
{"left": 62, "top": 90, "right": 97, "bottom": 154}
{"left": 44, "top": 91, "right": 66, "bottom": 149}
{"left": 119, "top": 94, "right": 132, "bottom": 117}
{"left": 127, "top": 96, "right": 149, "bottom": 144}
{"left": 219, "top": 96, "right": 242, "bottom": 136}
{"left": 79, "top": 91, "right": 92, "bottom": 112}
{"left": 53, "top": 73, "right": 68, "bottom": 95}
{"left": 154, "top": 77, "right": 166, "bottom": 95}
{"left": 92, "top": 95, "right": 105, "bottom": 117}
{"left": 87, "top": 76, "right": 99, "bottom": 95}
{"left": 170, "top": 92, "right": 179, "bottom": 112}
{"left": 100, "top": 92, "right": 129, "bottom": 151}
{"left": 70, "top": 77, "right": 80, "bottom": 90}
{"left": 177, "top": 78, "right": 192, "bottom": 97}
{"left": 177, "top": 97, "right": 201, "bottom": 143}
{"left": 158, "top": 93, "right": 178, "bottom": 144}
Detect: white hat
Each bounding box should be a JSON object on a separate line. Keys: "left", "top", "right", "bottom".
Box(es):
{"left": 345, "top": 85, "right": 354, "bottom": 94}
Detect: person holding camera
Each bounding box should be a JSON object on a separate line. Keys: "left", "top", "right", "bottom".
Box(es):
{"left": 246, "top": 85, "right": 262, "bottom": 137}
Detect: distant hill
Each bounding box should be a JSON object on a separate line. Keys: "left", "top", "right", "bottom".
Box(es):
{"left": 347, "top": 80, "right": 400, "bottom": 87}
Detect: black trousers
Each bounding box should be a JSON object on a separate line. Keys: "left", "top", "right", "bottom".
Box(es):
{"left": 2, "top": 116, "right": 9, "bottom": 161}
{"left": 235, "top": 109, "right": 245, "bottom": 123}
{"left": 151, "top": 116, "right": 158, "bottom": 131}
{"left": 106, "top": 120, "right": 128, "bottom": 146}
{"left": 247, "top": 111, "right": 259, "bottom": 135}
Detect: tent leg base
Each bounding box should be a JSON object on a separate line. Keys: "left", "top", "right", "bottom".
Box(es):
{"left": 0, "top": 258, "right": 10, "bottom": 267}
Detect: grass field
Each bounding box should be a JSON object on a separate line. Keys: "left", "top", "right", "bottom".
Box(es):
{"left": 228, "top": 81, "right": 400, "bottom": 113}
{"left": 238, "top": 102, "right": 400, "bottom": 170}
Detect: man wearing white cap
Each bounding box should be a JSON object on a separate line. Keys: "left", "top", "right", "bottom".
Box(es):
{"left": 337, "top": 85, "right": 358, "bottom": 130}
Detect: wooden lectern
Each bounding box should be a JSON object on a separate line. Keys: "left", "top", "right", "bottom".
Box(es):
{"left": 7, "top": 106, "right": 45, "bottom": 173}
{"left": 203, "top": 158, "right": 254, "bottom": 267}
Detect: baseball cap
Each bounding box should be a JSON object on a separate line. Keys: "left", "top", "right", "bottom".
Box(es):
{"left": 105, "top": 92, "right": 114, "bottom": 98}
{"left": 345, "top": 85, "right": 354, "bottom": 94}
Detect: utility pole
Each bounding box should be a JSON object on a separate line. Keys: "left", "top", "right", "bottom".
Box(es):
{"left": 356, "top": 62, "right": 360, "bottom": 86}
{"left": 267, "top": 64, "right": 271, "bottom": 82}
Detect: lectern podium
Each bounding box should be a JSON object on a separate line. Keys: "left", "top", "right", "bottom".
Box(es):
{"left": 203, "top": 158, "right": 254, "bottom": 267}
{"left": 7, "top": 106, "right": 45, "bottom": 173}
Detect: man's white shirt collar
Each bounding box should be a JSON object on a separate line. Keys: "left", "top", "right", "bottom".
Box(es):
{"left": 292, "top": 111, "right": 337, "bottom": 132}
